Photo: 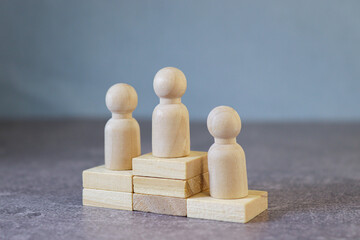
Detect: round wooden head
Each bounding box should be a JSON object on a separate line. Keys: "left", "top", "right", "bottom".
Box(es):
{"left": 105, "top": 83, "right": 138, "bottom": 114}
{"left": 153, "top": 67, "right": 187, "bottom": 99}
{"left": 207, "top": 106, "right": 241, "bottom": 140}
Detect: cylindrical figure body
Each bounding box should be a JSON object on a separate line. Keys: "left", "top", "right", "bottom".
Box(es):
{"left": 105, "top": 118, "right": 141, "bottom": 170}
{"left": 207, "top": 106, "right": 249, "bottom": 199}
{"left": 152, "top": 67, "right": 190, "bottom": 158}
{"left": 104, "top": 83, "right": 141, "bottom": 170}
{"left": 152, "top": 102, "right": 190, "bottom": 157}
{"left": 208, "top": 142, "right": 248, "bottom": 199}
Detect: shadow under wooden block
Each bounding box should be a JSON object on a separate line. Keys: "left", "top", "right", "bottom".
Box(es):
{"left": 83, "top": 165, "right": 133, "bottom": 192}
{"left": 133, "top": 193, "right": 186, "bottom": 216}
{"left": 132, "top": 151, "right": 207, "bottom": 180}
{"left": 83, "top": 188, "right": 133, "bottom": 211}
{"left": 134, "top": 172, "right": 209, "bottom": 198}
{"left": 187, "top": 190, "right": 268, "bottom": 223}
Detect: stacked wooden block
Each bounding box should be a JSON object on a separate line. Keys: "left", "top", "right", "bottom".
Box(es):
{"left": 82, "top": 151, "right": 268, "bottom": 223}
{"left": 82, "top": 165, "right": 133, "bottom": 211}
{"left": 132, "top": 151, "right": 208, "bottom": 216}
{"left": 82, "top": 151, "right": 208, "bottom": 216}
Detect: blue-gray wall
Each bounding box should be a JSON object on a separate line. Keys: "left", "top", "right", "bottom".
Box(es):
{"left": 1, "top": 0, "right": 360, "bottom": 121}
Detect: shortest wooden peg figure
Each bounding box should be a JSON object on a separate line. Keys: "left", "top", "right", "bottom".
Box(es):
{"left": 207, "top": 106, "right": 248, "bottom": 199}
{"left": 105, "top": 83, "right": 141, "bottom": 170}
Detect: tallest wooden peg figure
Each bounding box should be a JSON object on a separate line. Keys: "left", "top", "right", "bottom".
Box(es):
{"left": 152, "top": 67, "right": 190, "bottom": 158}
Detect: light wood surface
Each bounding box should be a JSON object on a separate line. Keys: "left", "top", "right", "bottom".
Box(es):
{"left": 83, "top": 188, "right": 133, "bottom": 211}
{"left": 152, "top": 67, "right": 190, "bottom": 158}
{"left": 132, "top": 151, "right": 208, "bottom": 180}
{"left": 82, "top": 165, "right": 133, "bottom": 193}
{"left": 133, "top": 193, "right": 187, "bottom": 216}
{"left": 187, "top": 190, "right": 268, "bottom": 223}
{"left": 133, "top": 172, "right": 209, "bottom": 198}
{"left": 207, "top": 106, "right": 248, "bottom": 199}
{"left": 105, "top": 83, "right": 141, "bottom": 170}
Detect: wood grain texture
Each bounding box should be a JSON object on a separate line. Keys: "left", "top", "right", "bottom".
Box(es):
{"left": 132, "top": 151, "right": 208, "bottom": 180}
{"left": 133, "top": 172, "right": 209, "bottom": 198}
{"left": 83, "top": 188, "right": 133, "bottom": 211}
{"left": 187, "top": 190, "right": 268, "bottom": 223}
{"left": 105, "top": 83, "right": 141, "bottom": 170}
{"left": 207, "top": 106, "right": 248, "bottom": 199}
{"left": 152, "top": 67, "right": 190, "bottom": 158}
{"left": 133, "top": 193, "right": 187, "bottom": 216}
{"left": 82, "top": 165, "right": 133, "bottom": 192}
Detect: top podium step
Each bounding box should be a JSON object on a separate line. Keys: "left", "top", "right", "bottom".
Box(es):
{"left": 132, "top": 151, "right": 208, "bottom": 180}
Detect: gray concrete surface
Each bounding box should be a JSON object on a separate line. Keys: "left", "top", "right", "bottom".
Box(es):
{"left": 0, "top": 120, "right": 359, "bottom": 239}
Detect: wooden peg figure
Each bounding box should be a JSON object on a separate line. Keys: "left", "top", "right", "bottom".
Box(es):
{"left": 105, "top": 83, "right": 141, "bottom": 170}
{"left": 152, "top": 67, "right": 190, "bottom": 158}
{"left": 207, "top": 106, "right": 248, "bottom": 199}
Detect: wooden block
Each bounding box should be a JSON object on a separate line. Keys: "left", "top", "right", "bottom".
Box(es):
{"left": 133, "top": 172, "right": 209, "bottom": 198}
{"left": 187, "top": 190, "right": 268, "bottom": 223}
{"left": 82, "top": 165, "right": 133, "bottom": 192}
{"left": 132, "top": 151, "right": 208, "bottom": 180}
{"left": 133, "top": 193, "right": 186, "bottom": 216}
{"left": 83, "top": 188, "right": 132, "bottom": 211}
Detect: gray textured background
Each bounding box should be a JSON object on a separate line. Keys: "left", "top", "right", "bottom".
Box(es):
{"left": 1, "top": 0, "right": 360, "bottom": 120}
